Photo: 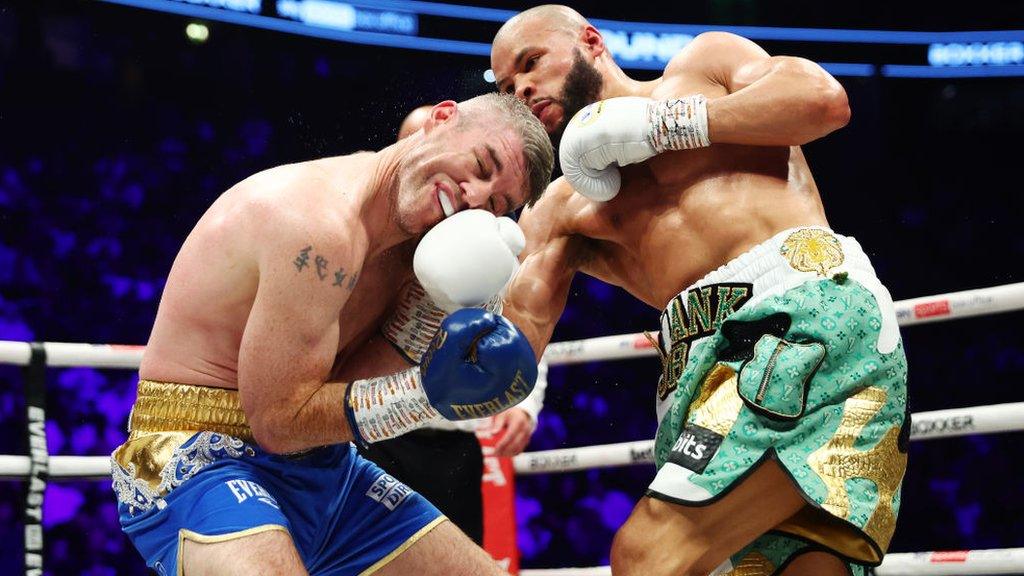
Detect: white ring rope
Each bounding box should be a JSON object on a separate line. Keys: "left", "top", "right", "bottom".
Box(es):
{"left": 518, "top": 547, "right": 1024, "bottom": 576}
{"left": 0, "top": 283, "right": 1021, "bottom": 369}
{"left": 541, "top": 282, "right": 1024, "bottom": 366}
{"left": 510, "top": 402, "right": 1024, "bottom": 475}
{"left": 0, "top": 341, "right": 144, "bottom": 368}
{"left": 2, "top": 402, "right": 1019, "bottom": 479}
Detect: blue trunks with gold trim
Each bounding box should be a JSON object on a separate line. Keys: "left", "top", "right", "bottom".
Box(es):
{"left": 110, "top": 380, "right": 444, "bottom": 575}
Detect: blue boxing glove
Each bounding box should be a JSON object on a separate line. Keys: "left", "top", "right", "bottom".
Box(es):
{"left": 344, "top": 308, "right": 537, "bottom": 446}
{"left": 420, "top": 308, "right": 537, "bottom": 420}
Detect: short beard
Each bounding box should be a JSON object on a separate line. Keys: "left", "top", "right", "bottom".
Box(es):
{"left": 550, "top": 49, "right": 603, "bottom": 147}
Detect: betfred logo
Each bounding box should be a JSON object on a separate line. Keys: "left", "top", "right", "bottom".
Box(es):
{"left": 931, "top": 551, "right": 970, "bottom": 563}
{"left": 914, "top": 300, "right": 951, "bottom": 319}
{"left": 633, "top": 334, "right": 655, "bottom": 349}
{"left": 667, "top": 424, "right": 723, "bottom": 474}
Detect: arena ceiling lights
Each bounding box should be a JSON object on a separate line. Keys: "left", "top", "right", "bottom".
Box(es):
{"left": 96, "top": 0, "right": 1024, "bottom": 78}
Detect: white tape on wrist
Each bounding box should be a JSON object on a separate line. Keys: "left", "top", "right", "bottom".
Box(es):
{"left": 381, "top": 282, "right": 447, "bottom": 364}
{"left": 382, "top": 283, "right": 504, "bottom": 364}
{"left": 348, "top": 368, "right": 442, "bottom": 444}
{"left": 647, "top": 95, "right": 710, "bottom": 153}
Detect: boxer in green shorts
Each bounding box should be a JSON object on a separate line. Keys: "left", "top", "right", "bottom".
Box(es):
{"left": 490, "top": 6, "right": 909, "bottom": 573}
{"left": 649, "top": 227, "right": 909, "bottom": 575}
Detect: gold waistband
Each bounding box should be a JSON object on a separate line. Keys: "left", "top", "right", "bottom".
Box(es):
{"left": 128, "top": 380, "right": 253, "bottom": 442}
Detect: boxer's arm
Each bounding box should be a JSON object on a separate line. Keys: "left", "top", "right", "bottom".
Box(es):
{"left": 330, "top": 332, "right": 415, "bottom": 382}
{"left": 661, "top": 32, "right": 850, "bottom": 146}
{"left": 502, "top": 186, "right": 581, "bottom": 359}
{"left": 237, "top": 216, "right": 360, "bottom": 454}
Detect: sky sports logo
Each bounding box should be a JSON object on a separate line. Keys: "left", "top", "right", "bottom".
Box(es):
{"left": 367, "top": 473, "right": 412, "bottom": 511}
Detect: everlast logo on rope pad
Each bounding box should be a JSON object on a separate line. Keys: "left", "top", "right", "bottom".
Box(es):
{"left": 658, "top": 283, "right": 752, "bottom": 400}
{"left": 668, "top": 424, "right": 724, "bottom": 474}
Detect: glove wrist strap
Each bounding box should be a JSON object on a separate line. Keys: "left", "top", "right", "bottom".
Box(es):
{"left": 647, "top": 95, "right": 711, "bottom": 153}
{"left": 344, "top": 367, "right": 442, "bottom": 447}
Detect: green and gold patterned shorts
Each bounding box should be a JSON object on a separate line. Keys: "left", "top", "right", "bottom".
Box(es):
{"left": 648, "top": 228, "right": 909, "bottom": 573}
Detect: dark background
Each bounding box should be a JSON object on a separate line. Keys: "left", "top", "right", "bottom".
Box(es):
{"left": 1, "top": 0, "right": 1022, "bottom": 573}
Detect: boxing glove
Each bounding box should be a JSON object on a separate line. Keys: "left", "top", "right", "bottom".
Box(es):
{"left": 345, "top": 309, "right": 536, "bottom": 446}
{"left": 413, "top": 209, "right": 525, "bottom": 313}
{"left": 559, "top": 95, "right": 710, "bottom": 201}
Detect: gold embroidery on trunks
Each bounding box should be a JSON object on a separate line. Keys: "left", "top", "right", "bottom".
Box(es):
{"left": 724, "top": 551, "right": 776, "bottom": 576}
{"left": 659, "top": 284, "right": 752, "bottom": 400}
{"left": 780, "top": 229, "right": 844, "bottom": 277}
{"left": 686, "top": 364, "right": 743, "bottom": 436}
{"left": 807, "top": 386, "right": 907, "bottom": 552}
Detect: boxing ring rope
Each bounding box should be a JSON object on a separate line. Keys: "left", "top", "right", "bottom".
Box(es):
{"left": 3, "top": 401, "right": 1020, "bottom": 480}
{"left": 3, "top": 281, "right": 1023, "bottom": 575}
{"left": 539, "top": 282, "right": 1024, "bottom": 365}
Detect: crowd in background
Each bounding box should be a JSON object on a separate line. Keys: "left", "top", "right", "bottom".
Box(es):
{"left": 1, "top": 2, "right": 1021, "bottom": 573}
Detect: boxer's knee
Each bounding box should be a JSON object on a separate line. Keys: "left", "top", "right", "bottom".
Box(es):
{"left": 611, "top": 507, "right": 716, "bottom": 576}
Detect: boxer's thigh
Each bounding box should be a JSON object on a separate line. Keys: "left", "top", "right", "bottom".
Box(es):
{"left": 373, "top": 518, "right": 504, "bottom": 576}
{"left": 122, "top": 455, "right": 295, "bottom": 576}
{"left": 611, "top": 458, "right": 806, "bottom": 576}
{"left": 180, "top": 527, "right": 306, "bottom": 576}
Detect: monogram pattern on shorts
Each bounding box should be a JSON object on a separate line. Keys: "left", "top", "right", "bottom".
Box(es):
{"left": 655, "top": 277, "right": 907, "bottom": 563}
{"left": 659, "top": 283, "right": 752, "bottom": 400}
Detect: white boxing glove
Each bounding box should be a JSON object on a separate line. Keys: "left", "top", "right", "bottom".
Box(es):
{"left": 559, "top": 95, "right": 710, "bottom": 201}
{"left": 413, "top": 209, "right": 525, "bottom": 313}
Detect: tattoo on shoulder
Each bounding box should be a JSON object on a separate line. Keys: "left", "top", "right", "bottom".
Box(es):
{"left": 293, "top": 245, "right": 312, "bottom": 271}
{"left": 332, "top": 269, "right": 359, "bottom": 290}
{"left": 332, "top": 267, "right": 348, "bottom": 287}
{"left": 315, "top": 255, "right": 328, "bottom": 280}
{"left": 293, "top": 245, "right": 357, "bottom": 290}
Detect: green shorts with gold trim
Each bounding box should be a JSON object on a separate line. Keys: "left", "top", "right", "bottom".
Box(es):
{"left": 648, "top": 228, "right": 909, "bottom": 569}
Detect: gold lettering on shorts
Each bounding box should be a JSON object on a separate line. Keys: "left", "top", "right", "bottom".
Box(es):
{"left": 686, "top": 364, "right": 744, "bottom": 436}
{"left": 658, "top": 284, "right": 752, "bottom": 401}
{"left": 724, "top": 551, "right": 776, "bottom": 576}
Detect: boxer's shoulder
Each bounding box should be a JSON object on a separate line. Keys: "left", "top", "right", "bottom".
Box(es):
{"left": 656, "top": 32, "right": 766, "bottom": 98}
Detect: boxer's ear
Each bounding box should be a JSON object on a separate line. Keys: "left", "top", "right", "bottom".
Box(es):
{"left": 580, "top": 25, "right": 605, "bottom": 58}
{"left": 424, "top": 100, "right": 459, "bottom": 133}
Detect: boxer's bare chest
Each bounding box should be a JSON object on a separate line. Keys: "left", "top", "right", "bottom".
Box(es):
{"left": 335, "top": 243, "right": 415, "bottom": 354}
{"left": 563, "top": 76, "right": 810, "bottom": 309}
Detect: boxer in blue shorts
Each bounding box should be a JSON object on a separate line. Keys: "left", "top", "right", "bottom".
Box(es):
{"left": 110, "top": 93, "right": 554, "bottom": 575}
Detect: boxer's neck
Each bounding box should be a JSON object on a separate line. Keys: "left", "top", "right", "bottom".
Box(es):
{"left": 598, "top": 59, "right": 657, "bottom": 100}
{"left": 359, "top": 139, "right": 414, "bottom": 257}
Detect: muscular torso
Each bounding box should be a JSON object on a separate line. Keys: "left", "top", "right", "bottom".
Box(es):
{"left": 539, "top": 74, "right": 827, "bottom": 310}
{"left": 140, "top": 158, "right": 415, "bottom": 389}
